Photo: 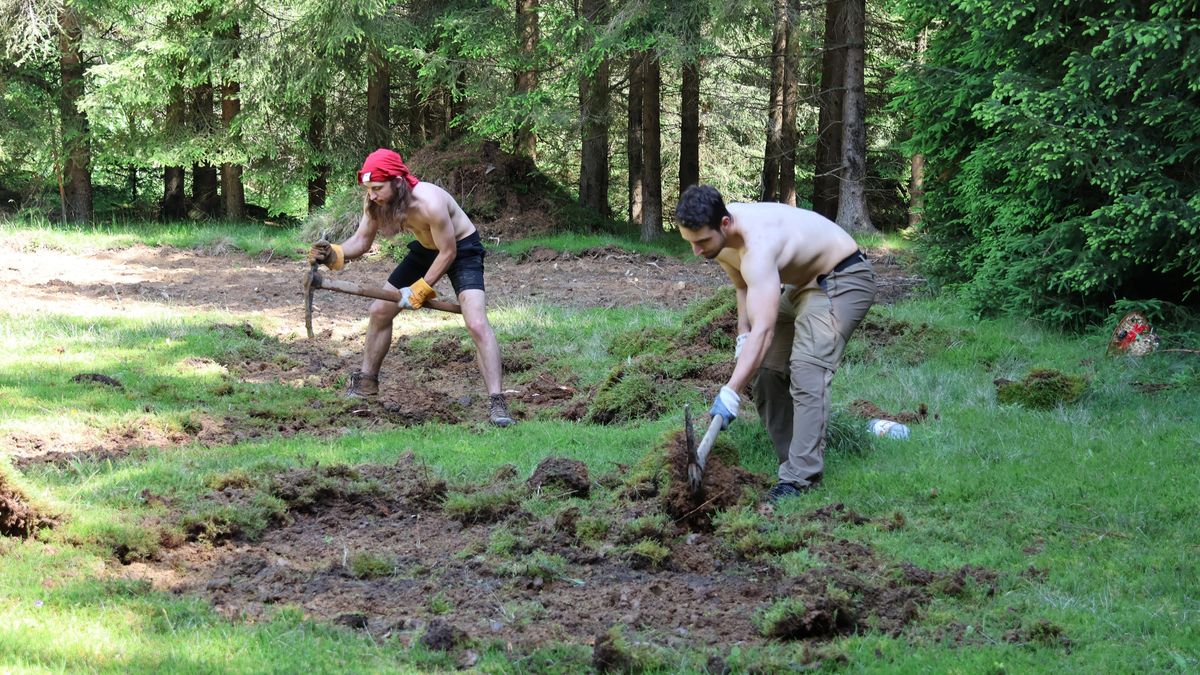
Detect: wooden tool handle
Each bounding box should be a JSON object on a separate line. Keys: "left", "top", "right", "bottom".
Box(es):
{"left": 313, "top": 276, "right": 462, "bottom": 314}
{"left": 694, "top": 415, "right": 724, "bottom": 471}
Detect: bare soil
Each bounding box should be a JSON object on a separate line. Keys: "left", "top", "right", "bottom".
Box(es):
{"left": 3, "top": 240, "right": 957, "bottom": 660}
{"left": 122, "top": 450, "right": 994, "bottom": 660}
{"left": 2, "top": 242, "right": 922, "bottom": 465}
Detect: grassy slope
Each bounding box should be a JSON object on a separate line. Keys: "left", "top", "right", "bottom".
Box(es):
{"left": 1, "top": 222, "right": 1198, "bottom": 672}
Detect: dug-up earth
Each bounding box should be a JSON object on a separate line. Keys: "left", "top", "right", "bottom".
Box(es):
{"left": 4, "top": 240, "right": 968, "bottom": 665}
{"left": 125, "top": 447, "right": 1001, "bottom": 667}
{"left": 1, "top": 241, "right": 924, "bottom": 464}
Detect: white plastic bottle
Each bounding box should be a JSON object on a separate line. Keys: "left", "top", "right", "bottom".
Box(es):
{"left": 868, "top": 418, "right": 910, "bottom": 440}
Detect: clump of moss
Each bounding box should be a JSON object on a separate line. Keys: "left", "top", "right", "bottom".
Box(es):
{"left": 181, "top": 492, "right": 288, "bottom": 543}
{"left": 270, "top": 464, "right": 382, "bottom": 512}
{"left": 996, "top": 368, "right": 1087, "bottom": 409}
{"left": 587, "top": 289, "right": 737, "bottom": 425}
{"left": 349, "top": 551, "right": 396, "bottom": 579}
{"left": 618, "top": 513, "right": 670, "bottom": 544}
{"left": 755, "top": 586, "right": 856, "bottom": 639}
{"left": 627, "top": 538, "right": 671, "bottom": 570}
{"left": 498, "top": 550, "right": 567, "bottom": 582}
{"left": 443, "top": 485, "right": 525, "bottom": 524}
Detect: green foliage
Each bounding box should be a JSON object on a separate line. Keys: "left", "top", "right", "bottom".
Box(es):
{"left": 497, "top": 550, "right": 567, "bottom": 582}
{"left": 894, "top": 0, "right": 1200, "bottom": 326}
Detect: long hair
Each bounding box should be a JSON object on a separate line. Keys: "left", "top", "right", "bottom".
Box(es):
{"left": 363, "top": 177, "right": 412, "bottom": 230}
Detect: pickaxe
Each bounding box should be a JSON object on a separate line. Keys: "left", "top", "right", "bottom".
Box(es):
{"left": 304, "top": 262, "right": 461, "bottom": 338}
{"left": 685, "top": 403, "right": 726, "bottom": 498}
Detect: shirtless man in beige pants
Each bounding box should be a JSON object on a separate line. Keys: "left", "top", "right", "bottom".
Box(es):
{"left": 676, "top": 184, "right": 876, "bottom": 503}
{"left": 309, "top": 148, "right": 513, "bottom": 426}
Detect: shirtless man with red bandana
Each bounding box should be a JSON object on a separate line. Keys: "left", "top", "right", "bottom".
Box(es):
{"left": 309, "top": 148, "right": 513, "bottom": 427}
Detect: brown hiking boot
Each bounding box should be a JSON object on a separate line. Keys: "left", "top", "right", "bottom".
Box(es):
{"left": 345, "top": 372, "right": 379, "bottom": 398}
{"left": 488, "top": 394, "right": 514, "bottom": 427}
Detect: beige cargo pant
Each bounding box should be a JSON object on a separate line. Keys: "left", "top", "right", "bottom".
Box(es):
{"left": 751, "top": 258, "right": 876, "bottom": 486}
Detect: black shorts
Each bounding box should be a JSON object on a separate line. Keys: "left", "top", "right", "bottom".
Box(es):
{"left": 387, "top": 231, "right": 486, "bottom": 294}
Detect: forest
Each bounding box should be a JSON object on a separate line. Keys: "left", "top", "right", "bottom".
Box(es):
{"left": 3, "top": 0, "right": 1196, "bottom": 325}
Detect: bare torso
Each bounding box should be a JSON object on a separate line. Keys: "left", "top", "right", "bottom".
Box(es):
{"left": 373, "top": 182, "right": 477, "bottom": 250}
{"left": 715, "top": 202, "right": 859, "bottom": 289}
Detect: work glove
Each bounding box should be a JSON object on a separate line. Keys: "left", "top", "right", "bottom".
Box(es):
{"left": 735, "top": 333, "right": 750, "bottom": 358}
{"left": 398, "top": 277, "right": 436, "bottom": 310}
{"left": 709, "top": 385, "right": 740, "bottom": 429}
{"left": 308, "top": 241, "right": 345, "bottom": 271}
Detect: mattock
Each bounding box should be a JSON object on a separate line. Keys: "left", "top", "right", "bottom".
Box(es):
{"left": 303, "top": 234, "right": 461, "bottom": 338}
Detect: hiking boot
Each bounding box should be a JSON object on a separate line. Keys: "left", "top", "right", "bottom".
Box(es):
{"left": 763, "top": 481, "right": 808, "bottom": 504}
{"left": 488, "top": 394, "right": 514, "bottom": 427}
{"left": 345, "top": 372, "right": 378, "bottom": 398}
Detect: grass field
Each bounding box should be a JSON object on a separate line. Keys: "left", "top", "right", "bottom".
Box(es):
{"left": 1, "top": 221, "right": 1198, "bottom": 673}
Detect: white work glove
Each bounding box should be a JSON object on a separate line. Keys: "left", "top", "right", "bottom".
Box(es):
{"left": 735, "top": 333, "right": 750, "bottom": 358}
{"left": 709, "top": 385, "right": 740, "bottom": 429}
{"left": 398, "top": 287, "right": 415, "bottom": 310}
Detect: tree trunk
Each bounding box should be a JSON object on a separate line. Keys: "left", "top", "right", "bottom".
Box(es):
{"left": 161, "top": 60, "right": 187, "bottom": 220}
{"left": 760, "top": 0, "right": 787, "bottom": 202}
{"left": 366, "top": 46, "right": 391, "bottom": 150}
{"left": 307, "top": 94, "right": 328, "bottom": 212}
{"left": 813, "top": 0, "right": 845, "bottom": 220}
{"left": 407, "top": 65, "right": 426, "bottom": 143}
{"left": 640, "top": 53, "right": 662, "bottom": 241}
{"left": 514, "top": 0, "right": 539, "bottom": 160}
{"left": 190, "top": 77, "right": 219, "bottom": 218}
{"left": 57, "top": 6, "right": 92, "bottom": 223}
{"left": 219, "top": 23, "right": 244, "bottom": 221}
{"left": 627, "top": 51, "right": 645, "bottom": 225}
{"left": 679, "top": 60, "right": 700, "bottom": 200}
{"left": 450, "top": 69, "right": 468, "bottom": 140}
{"left": 779, "top": 0, "right": 800, "bottom": 206}
{"left": 834, "top": 0, "right": 875, "bottom": 232}
{"left": 908, "top": 28, "right": 928, "bottom": 228}
{"left": 578, "top": 0, "right": 610, "bottom": 217}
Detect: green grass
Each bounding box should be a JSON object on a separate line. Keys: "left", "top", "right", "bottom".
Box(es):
{"left": 2, "top": 228, "right": 1199, "bottom": 672}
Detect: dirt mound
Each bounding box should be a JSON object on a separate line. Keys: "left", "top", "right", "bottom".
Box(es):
{"left": 0, "top": 472, "right": 57, "bottom": 538}
{"left": 848, "top": 399, "right": 931, "bottom": 425}
{"left": 663, "top": 430, "right": 767, "bottom": 530}
{"left": 409, "top": 140, "right": 583, "bottom": 241}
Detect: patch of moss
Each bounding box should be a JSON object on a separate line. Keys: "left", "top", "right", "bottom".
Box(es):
{"left": 443, "top": 485, "right": 525, "bottom": 524}
{"left": 588, "top": 291, "right": 736, "bottom": 424}
{"left": 180, "top": 492, "right": 287, "bottom": 543}
{"left": 498, "top": 550, "right": 567, "bottom": 581}
{"left": 587, "top": 365, "right": 677, "bottom": 424}
{"left": 349, "top": 551, "right": 396, "bottom": 579}
{"left": 270, "top": 464, "right": 382, "bottom": 511}
{"left": 575, "top": 516, "right": 612, "bottom": 543}
{"left": 996, "top": 368, "right": 1087, "bottom": 409}
{"left": 628, "top": 538, "right": 670, "bottom": 570}
{"left": 755, "top": 586, "right": 856, "bottom": 639}
{"left": 618, "top": 513, "right": 670, "bottom": 544}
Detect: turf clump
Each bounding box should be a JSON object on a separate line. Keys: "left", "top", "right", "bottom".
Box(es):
{"left": 0, "top": 469, "right": 57, "bottom": 538}
{"left": 587, "top": 288, "right": 737, "bottom": 424}
{"left": 995, "top": 368, "right": 1087, "bottom": 409}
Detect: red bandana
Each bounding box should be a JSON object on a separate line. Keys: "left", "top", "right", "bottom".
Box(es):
{"left": 357, "top": 148, "right": 419, "bottom": 189}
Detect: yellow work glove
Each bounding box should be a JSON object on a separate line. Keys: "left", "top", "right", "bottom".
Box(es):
{"left": 308, "top": 241, "right": 345, "bottom": 270}
{"left": 399, "top": 277, "right": 436, "bottom": 310}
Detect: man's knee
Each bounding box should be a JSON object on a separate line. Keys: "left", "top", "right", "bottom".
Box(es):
{"left": 368, "top": 300, "right": 399, "bottom": 323}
